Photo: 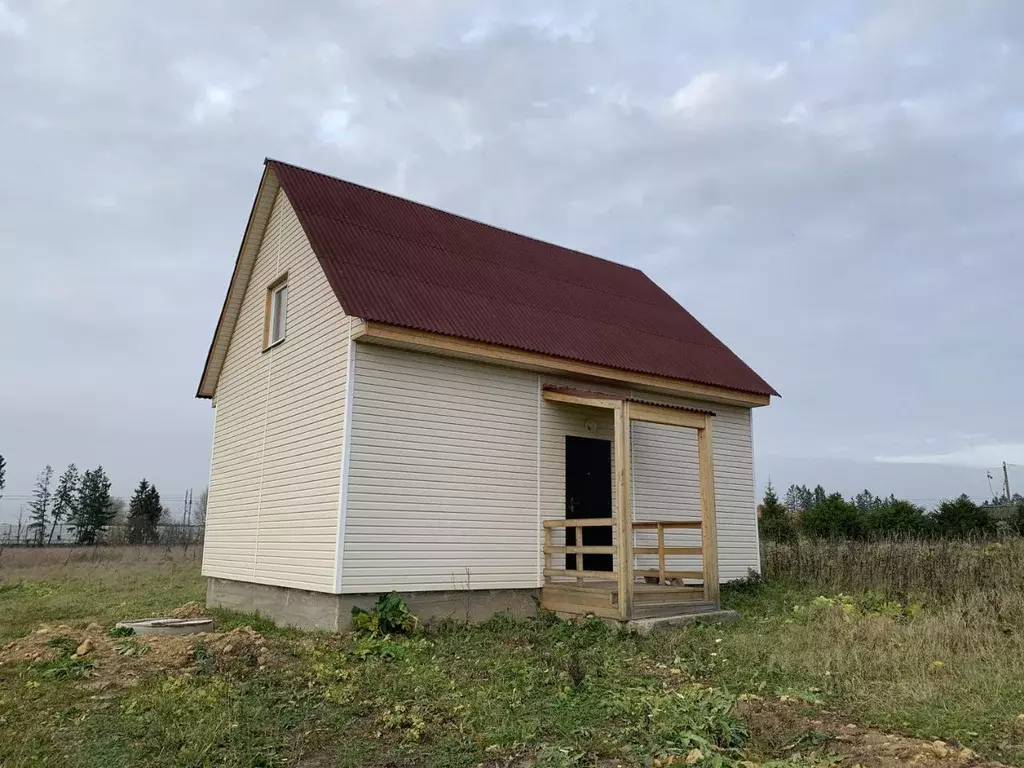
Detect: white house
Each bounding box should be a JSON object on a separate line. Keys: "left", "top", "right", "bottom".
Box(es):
{"left": 196, "top": 159, "right": 776, "bottom": 629}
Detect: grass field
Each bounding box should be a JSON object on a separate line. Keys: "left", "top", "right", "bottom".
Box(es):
{"left": 2, "top": 543, "right": 1023, "bottom": 767}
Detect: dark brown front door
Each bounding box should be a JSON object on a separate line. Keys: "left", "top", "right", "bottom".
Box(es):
{"left": 565, "top": 435, "right": 613, "bottom": 571}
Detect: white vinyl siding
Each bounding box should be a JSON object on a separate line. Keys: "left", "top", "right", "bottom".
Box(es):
{"left": 203, "top": 189, "right": 349, "bottom": 592}
{"left": 628, "top": 391, "right": 759, "bottom": 582}
{"left": 341, "top": 351, "right": 759, "bottom": 592}
{"left": 342, "top": 345, "right": 539, "bottom": 592}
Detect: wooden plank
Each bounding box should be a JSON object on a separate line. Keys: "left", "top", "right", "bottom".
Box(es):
{"left": 541, "top": 389, "right": 620, "bottom": 411}
{"left": 628, "top": 402, "right": 708, "bottom": 430}
{"left": 631, "top": 520, "right": 702, "bottom": 530}
{"left": 544, "top": 545, "right": 616, "bottom": 555}
{"left": 541, "top": 586, "right": 614, "bottom": 610}
{"left": 697, "top": 422, "right": 720, "bottom": 605}
{"left": 544, "top": 568, "right": 619, "bottom": 581}
{"left": 541, "top": 583, "right": 616, "bottom": 599}
{"left": 540, "top": 597, "right": 622, "bottom": 620}
{"left": 657, "top": 523, "right": 666, "bottom": 584}
{"left": 633, "top": 546, "right": 702, "bottom": 556}
{"left": 358, "top": 321, "right": 772, "bottom": 408}
{"left": 543, "top": 526, "right": 552, "bottom": 577}
{"left": 633, "top": 569, "right": 704, "bottom": 580}
{"left": 614, "top": 402, "right": 634, "bottom": 620}
{"left": 543, "top": 518, "right": 616, "bottom": 528}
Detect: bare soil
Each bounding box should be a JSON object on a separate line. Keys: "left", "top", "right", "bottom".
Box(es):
{"left": 738, "top": 698, "right": 1011, "bottom": 767}
{"left": 0, "top": 609, "right": 281, "bottom": 689}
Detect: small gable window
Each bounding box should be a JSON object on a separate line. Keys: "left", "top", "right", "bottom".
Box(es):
{"left": 265, "top": 275, "right": 288, "bottom": 349}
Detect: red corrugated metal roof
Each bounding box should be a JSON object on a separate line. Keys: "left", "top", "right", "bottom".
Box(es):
{"left": 542, "top": 386, "right": 716, "bottom": 416}
{"left": 269, "top": 159, "right": 777, "bottom": 397}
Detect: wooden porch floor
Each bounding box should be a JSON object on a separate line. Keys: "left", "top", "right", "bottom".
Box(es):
{"left": 541, "top": 580, "right": 718, "bottom": 621}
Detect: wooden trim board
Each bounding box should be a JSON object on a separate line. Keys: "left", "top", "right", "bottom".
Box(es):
{"left": 356, "top": 321, "right": 770, "bottom": 407}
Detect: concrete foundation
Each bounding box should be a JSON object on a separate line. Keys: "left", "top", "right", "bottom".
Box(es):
{"left": 206, "top": 577, "right": 540, "bottom": 631}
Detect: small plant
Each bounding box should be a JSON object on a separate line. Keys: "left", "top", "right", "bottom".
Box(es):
{"left": 114, "top": 639, "right": 149, "bottom": 657}
{"left": 44, "top": 635, "right": 80, "bottom": 656}
{"left": 351, "top": 592, "right": 419, "bottom": 637}
{"left": 38, "top": 656, "right": 96, "bottom": 681}
{"left": 109, "top": 625, "right": 135, "bottom": 638}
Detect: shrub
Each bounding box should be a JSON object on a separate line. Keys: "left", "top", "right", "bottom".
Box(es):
{"left": 863, "top": 499, "right": 927, "bottom": 536}
{"left": 799, "top": 493, "right": 864, "bottom": 538}
{"left": 352, "top": 591, "right": 419, "bottom": 636}
{"left": 931, "top": 495, "right": 994, "bottom": 537}
{"left": 757, "top": 481, "right": 795, "bottom": 542}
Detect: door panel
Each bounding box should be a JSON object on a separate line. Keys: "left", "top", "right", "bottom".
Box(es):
{"left": 565, "top": 435, "right": 613, "bottom": 572}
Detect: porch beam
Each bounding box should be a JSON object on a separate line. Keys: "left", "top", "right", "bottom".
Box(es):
{"left": 614, "top": 402, "right": 634, "bottom": 620}
{"left": 627, "top": 402, "right": 708, "bottom": 430}
{"left": 541, "top": 389, "right": 621, "bottom": 410}
{"left": 697, "top": 421, "right": 720, "bottom": 605}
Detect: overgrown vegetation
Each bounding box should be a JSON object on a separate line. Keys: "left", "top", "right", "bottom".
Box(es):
{"left": 3, "top": 545, "right": 1024, "bottom": 766}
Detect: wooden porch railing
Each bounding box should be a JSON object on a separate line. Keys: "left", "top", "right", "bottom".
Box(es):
{"left": 542, "top": 518, "right": 617, "bottom": 582}
{"left": 631, "top": 520, "right": 703, "bottom": 585}
{"left": 542, "top": 518, "right": 707, "bottom": 607}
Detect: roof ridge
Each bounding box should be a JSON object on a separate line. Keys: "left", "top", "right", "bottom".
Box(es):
{"left": 267, "top": 157, "right": 646, "bottom": 274}
{"left": 296, "top": 208, "right": 688, "bottom": 315}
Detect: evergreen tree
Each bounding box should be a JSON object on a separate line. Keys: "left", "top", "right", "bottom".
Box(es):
{"left": 800, "top": 492, "right": 864, "bottom": 538}
{"left": 931, "top": 495, "right": 993, "bottom": 537}
{"left": 48, "top": 463, "right": 79, "bottom": 544}
{"left": 811, "top": 484, "right": 828, "bottom": 507}
{"left": 853, "top": 489, "right": 883, "bottom": 511}
{"left": 759, "top": 480, "right": 795, "bottom": 542}
{"left": 26, "top": 465, "right": 53, "bottom": 546}
{"left": 70, "top": 466, "right": 114, "bottom": 544}
{"left": 863, "top": 498, "right": 926, "bottom": 536}
{"left": 783, "top": 484, "right": 813, "bottom": 512}
{"left": 126, "top": 479, "right": 163, "bottom": 544}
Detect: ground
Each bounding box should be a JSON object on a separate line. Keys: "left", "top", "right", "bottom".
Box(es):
{"left": 1, "top": 546, "right": 1023, "bottom": 767}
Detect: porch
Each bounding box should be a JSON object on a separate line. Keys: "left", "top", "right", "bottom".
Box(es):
{"left": 540, "top": 386, "right": 722, "bottom": 624}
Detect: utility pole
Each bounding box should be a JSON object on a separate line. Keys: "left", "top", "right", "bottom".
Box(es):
{"left": 1004, "top": 462, "right": 1012, "bottom": 504}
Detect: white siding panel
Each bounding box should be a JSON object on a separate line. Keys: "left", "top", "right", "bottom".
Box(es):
{"left": 628, "top": 390, "right": 759, "bottom": 581}
{"left": 203, "top": 189, "right": 348, "bottom": 592}
{"left": 342, "top": 345, "right": 538, "bottom": 592}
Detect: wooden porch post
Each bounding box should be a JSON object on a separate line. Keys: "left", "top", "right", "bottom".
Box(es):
{"left": 614, "top": 402, "right": 634, "bottom": 620}
{"left": 697, "top": 420, "right": 720, "bottom": 605}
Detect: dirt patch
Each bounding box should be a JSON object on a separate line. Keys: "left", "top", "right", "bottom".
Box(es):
{"left": 166, "top": 601, "right": 208, "bottom": 619}
{"left": 0, "top": 607, "right": 279, "bottom": 688}
{"left": 737, "top": 698, "right": 1009, "bottom": 767}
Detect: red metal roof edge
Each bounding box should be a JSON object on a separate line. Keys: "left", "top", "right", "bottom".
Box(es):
{"left": 542, "top": 385, "right": 716, "bottom": 416}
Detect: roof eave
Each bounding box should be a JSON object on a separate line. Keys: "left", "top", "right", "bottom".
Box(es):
{"left": 196, "top": 163, "right": 281, "bottom": 400}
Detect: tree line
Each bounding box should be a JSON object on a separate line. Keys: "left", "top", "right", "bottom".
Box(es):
{"left": 759, "top": 481, "right": 1024, "bottom": 541}
{"left": 1, "top": 453, "right": 200, "bottom": 546}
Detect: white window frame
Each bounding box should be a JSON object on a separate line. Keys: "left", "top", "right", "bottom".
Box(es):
{"left": 264, "top": 275, "right": 288, "bottom": 350}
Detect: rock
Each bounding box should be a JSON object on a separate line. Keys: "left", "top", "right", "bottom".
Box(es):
{"left": 74, "top": 639, "right": 94, "bottom": 657}
{"left": 1014, "top": 714, "right": 1024, "bottom": 735}
{"left": 930, "top": 740, "right": 949, "bottom": 758}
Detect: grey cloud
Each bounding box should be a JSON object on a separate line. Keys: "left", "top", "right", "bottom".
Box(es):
{"left": 2, "top": 0, "right": 1022, "bottom": 519}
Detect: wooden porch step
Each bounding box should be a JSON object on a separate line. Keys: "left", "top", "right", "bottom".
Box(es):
{"left": 629, "top": 601, "right": 720, "bottom": 619}
{"left": 633, "top": 587, "right": 705, "bottom": 604}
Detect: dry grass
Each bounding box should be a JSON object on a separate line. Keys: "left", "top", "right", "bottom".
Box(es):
{"left": 0, "top": 545, "right": 205, "bottom": 642}
{"left": 760, "top": 535, "right": 1024, "bottom": 602}
{"left": 720, "top": 537, "right": 1024, "bottom": 762}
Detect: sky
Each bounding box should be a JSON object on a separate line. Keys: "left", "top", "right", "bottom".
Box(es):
{"left": 1, "top": 0, "right": 1023, "bottom": 522}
